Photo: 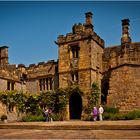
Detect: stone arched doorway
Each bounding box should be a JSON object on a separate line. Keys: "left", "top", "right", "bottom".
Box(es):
{"left": 69, "top": 92, "right": 82, "bottom": 119}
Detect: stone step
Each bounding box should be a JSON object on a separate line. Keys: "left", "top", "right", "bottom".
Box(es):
{"left": 0, "top": 120, "right": 140, "bottom": 130}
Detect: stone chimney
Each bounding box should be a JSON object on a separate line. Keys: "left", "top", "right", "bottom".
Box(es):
{"left": 85, "top": 12, "right": 93, "bottom": 25}
{"left": 121, "top": 19, "right": 131, "bottom": 45}
{"left": 0, "top": 46, "right": 9, "bottom": 66}
{"left": 85, "top": 12, "right": 93, "bottom": 33}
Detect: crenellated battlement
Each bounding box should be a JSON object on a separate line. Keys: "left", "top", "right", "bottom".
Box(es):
{"left": 0, "top": 59, "right": 58, "bottom": 82}
{"left": 72, "top": 23, "right": 85, "bottom": 34}
{"left": 27, "top": 60, "right": 56, "bottom": 69}
{"left": 56, "top": 12, "right": 104, "bottom": 48}
{"left": 103, "top": 42, "right": 140, "bottom": 72}
{"left": 57, "top": 29, "right": 104, "bottom": 47}
{"left": 26, "top": 60, "right": 57, "bottom": 79}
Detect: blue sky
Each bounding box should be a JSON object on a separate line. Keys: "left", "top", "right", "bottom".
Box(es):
{"left": 0, "top": 1, "right": 140, "bottom": 66}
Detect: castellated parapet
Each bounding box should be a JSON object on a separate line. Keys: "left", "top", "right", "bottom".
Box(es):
{"left": 103, "top": 19, "right": 140, "bottom": 72}
{"left": 57, "top": 25, "right": 104, "bottom": 48}
{"left": 56, "top": 12, "right": 104, "bottom": 48}
{"left": 26, "top": 60, "right": 57, "bottom": 79}
{"left": 103, "top": 42, "right": 140, "bottom": 72}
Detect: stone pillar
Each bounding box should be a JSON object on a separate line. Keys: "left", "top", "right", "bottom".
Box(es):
{"left": 48, "top": 78, "right": 50, "bottom": 90}
{"left": 66, "top": 104, "right": 70, "bottom": 120}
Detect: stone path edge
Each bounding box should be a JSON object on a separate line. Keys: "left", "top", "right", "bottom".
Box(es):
{"left": 0, "top": 120, "right": 140, "bottom": 130}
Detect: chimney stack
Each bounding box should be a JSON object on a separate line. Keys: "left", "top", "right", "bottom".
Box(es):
{"left": 85, "top": 12, "right": 93, "bottom": 25}
{"left": 0, "top": 46, "right": 9, "bottom": 66}
{"left": 121, "top": 19, "right": 131, "bottom": 45}
{"left": 85, "top": 12, "right": 94, "bottom": 33}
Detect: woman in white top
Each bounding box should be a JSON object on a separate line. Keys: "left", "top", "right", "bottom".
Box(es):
{"left": 99, "top": 105, "right": 104, "bottom": 121}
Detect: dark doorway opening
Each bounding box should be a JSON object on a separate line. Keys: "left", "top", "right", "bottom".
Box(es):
{"left": 101, "top": 71, "right": 110, "bottom": 104}
{"left": 69, "top": 92, "right": 82, "bottom": 119}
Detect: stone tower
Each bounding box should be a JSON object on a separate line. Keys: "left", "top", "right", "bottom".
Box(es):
{"left": 56, "top": 12, "right": 104, "bottom": 119}
{"left": 0, "top": 46, "right": 9, "bottom": 66}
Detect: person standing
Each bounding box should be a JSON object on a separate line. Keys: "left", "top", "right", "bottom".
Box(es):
{"left": 48, "top": 108, "right": 53, "bottom": 122}
{"left": 44, "top": 109, "right": 49, "bottom": 122}
{"left": 93, "top": 106, "right": 98, "bottom": 121}
{"left": 99, "top": 105, "right": 104, "bottom": 121}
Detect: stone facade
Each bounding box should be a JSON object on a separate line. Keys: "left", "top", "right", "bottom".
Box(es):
{"left": 0, "top": 60, "right": 58, "bottom": 94}
{"left": 0, "top": 12, "right": 140, "bottom": 120}
{"left": 26, "top": 60, "right": 58, "bottom": 93}
{"left": 0, "top": 49, "right": 58, "bottom": 120}
{"left": 102, "top": 19, "right": 140, "bottom": 112}
{"left": 108, "top": 65, "right": 140, "bottom": 112}
{"left": 102, "top": 42, "right": 140, "bottom": 111}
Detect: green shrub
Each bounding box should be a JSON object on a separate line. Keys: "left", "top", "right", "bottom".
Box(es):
{"left": 85, "top": 115, "right": 93, "bottom": 121}
{"left": 103, "top": 113, "right": 124, "bottom": 120}
{"left": 103, "top": 110, "right": 140, "bottom": 121}
{"left": 124, "top": 110, "right": 140, "bottom": 120}
{"left": 22, "top": 114, "right": 45, "bottom": 122}
{"left": 113, "top": 113, "right": 126, "bottom": 120}
{"left": 51, "top": 113, "right": 64, "bottom": 121}
{"left": 131, "top": 110, "right": 140, "bottom": 118}
{"left": 103, "top": 113, "right": 114, "bottom": 120}
{"left": 104, "top": 106, "right": 119, "bottom": 114}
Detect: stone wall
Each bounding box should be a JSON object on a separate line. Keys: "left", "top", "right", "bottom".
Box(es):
{"left": 0, "top": 78, "right": 7, "bottom": 91}
{"left": 102, "top": 42, "right": 140, "bottom": 111}
{"left": 26, "top": 60, "right": 58, "bottom": 93}
{"left": 26, "top": 79, "right": 37, "bottom": 94}
{"left": 0, "top": 65, "right": 22, "bottom": 92}
{"left": 108, "top": 65, "right": 140, "bottom": 112}
{"left": 58, "top": 35, "right": 103, "bottom": 93}
{"left": 0, "top": 103, "right": 6, "bottom": 115}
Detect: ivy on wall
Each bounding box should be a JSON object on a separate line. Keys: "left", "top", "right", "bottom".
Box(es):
{"left": 0, "top": 86, "right": 83, "bottom": 116}
{"left": 85, "top": 82, "right": 101, "bottom": 114}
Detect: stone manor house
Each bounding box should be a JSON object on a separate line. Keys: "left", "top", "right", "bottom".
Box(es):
{"left": 0, "top": 12, "right": 140, "bottom": 120}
